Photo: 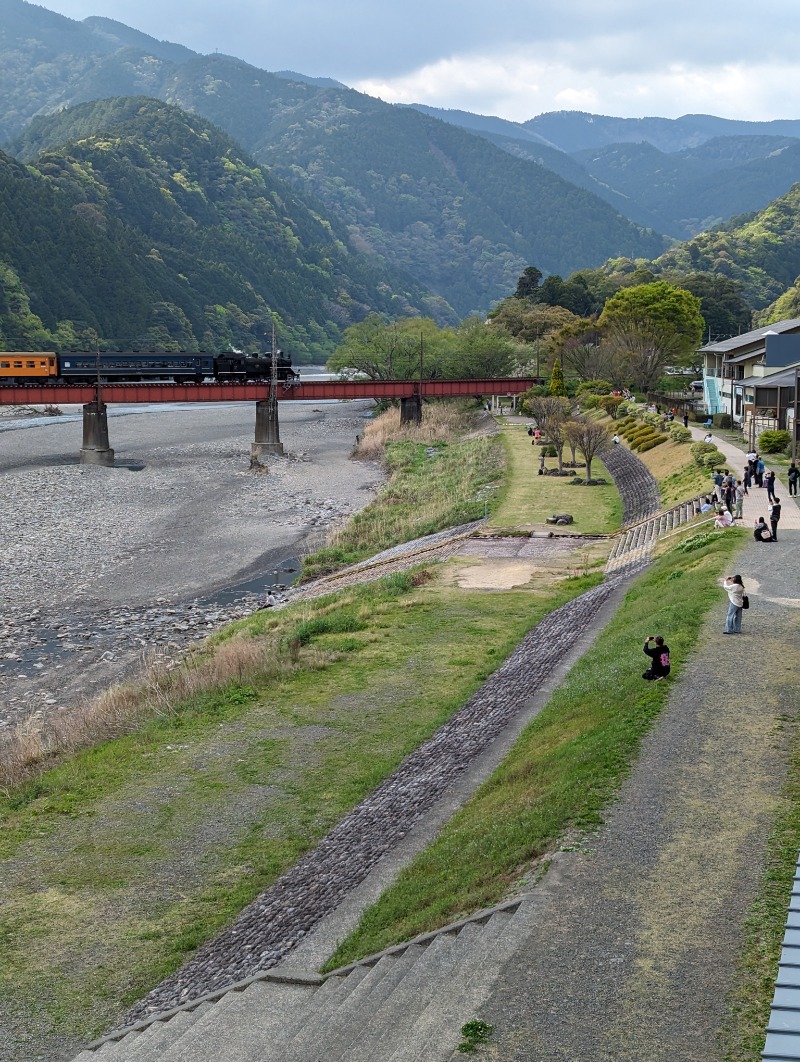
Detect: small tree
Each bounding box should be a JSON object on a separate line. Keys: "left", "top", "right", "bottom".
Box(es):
{"left": 549, "top": 356, "right": 567, "bottom": 396}
{"left": 526, "top": 395, "right": 571, "bottom": 471}
{"left": 597, "top": 395, "right": 624, "bottom": 419}
{"left": 570, "top": 416, "right": 612, "bottom": 480}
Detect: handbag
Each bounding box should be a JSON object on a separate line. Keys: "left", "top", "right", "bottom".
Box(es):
{"left": 742, "top": 595, "right": 749, "bottom": 610}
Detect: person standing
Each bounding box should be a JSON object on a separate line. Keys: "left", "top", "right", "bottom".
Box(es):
{"left": 788, "top": 462, "right": 798, "bottom": 497}
{"left": 734, "top": 480, "right": 745, "bottom": 520}
{"left": 756, "top": 456, "right": 765, "bottom": 487}
{"left": 765, "top": 468, "right": 776, "bottom": 502}
{"left": 722, "top": 575, "right": 746, "bottom": 634}
{"left": 682, "top": 412, "right": 689, "bottom": 428}
{"left": 642, "top": 636, "right": 671, "bottom": 680}
{"left": 769, "top": 496, "right": 782, "bottom": 541}
{"left": 742, "top": 465, "right": 752, "bottom": 493}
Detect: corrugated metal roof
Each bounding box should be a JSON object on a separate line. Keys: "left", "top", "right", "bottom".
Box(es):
{"left": 740, "top": 368, "right": 800, "bottom": 388}
{"left": 699, "top": 319, "right": 800, "bottom": 355}
{"left": 762, "top": 858, "right": 800, "bottom": 1060}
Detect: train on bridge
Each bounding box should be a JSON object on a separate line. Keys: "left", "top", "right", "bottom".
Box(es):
{"left": 0, "top": 350, "right": 299, "bottom": 386}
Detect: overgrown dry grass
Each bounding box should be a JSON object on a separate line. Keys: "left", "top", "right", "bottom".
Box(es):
{"left": 0, "top": 625, "right": 330, "bottom": 794}
{"left": 301, "top": 403, "right": 503, "bottom": 579}
{"left": 353, "top": 401, "right": 480, "bottom": 461}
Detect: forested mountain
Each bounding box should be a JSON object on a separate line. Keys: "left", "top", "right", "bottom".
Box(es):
{"left": 6, "top": 0, "right": 800, "bottom": 336}
{"left": 651, "top": 183, "right": 800, "bottom": 310}
{"left": 522, "top": 111, "right": 800, "bottom": 154}
{"left": 410, "top": 107, "right": 800, "bottom": 240}
{"left": 0, "top": 98, "right": 439, "bottom": 356}
{"left": 0, "top": 0, "right": 666, "bottom": 318}
{"left": 170, "top": 69, "right": 665, "bottom": 316}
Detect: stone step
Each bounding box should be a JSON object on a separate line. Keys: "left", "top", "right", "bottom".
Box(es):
{"left": 386, "top": 910, "right": 520, "bottom": 1062}
{"left": 146, "top": 988, "right": 250, "bottom": 1062}
{"left": 155, "top": 980, "right": 318, "bottom": 1062}
{"left": 279, "top": 954, "right": 403, "bottom": 1057}
{"left": 332, "top": 932, "right": 470, "bottom": 1062}
{"left": 107, "top": 1010, "right": 201, "bottom": 1062}
{"left": 86, "top": 1003, "right": 215, "bottom": 1062}
{"left": 302, "top": 945, "right": 428, "bottom": 1061}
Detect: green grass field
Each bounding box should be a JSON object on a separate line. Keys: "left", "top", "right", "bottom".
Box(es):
{"left": 489, "top": 423, "right": 622, "bottom": 534}
{"left": 0, "top": 570, "right": 597, "bottom": 1046}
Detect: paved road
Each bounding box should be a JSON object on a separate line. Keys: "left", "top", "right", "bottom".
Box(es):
{"left": 480, "top": 527, "right": 800, "bottom": 1059}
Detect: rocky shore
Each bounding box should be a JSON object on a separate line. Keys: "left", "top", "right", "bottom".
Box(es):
{"left": 0, "top": 399, "right": 383, "bottom": 731}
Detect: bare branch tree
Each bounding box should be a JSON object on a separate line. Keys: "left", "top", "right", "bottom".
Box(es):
{"left": 568, "top": 415, "right": 612, "bottom": 480}
{"left": 604, "top": 321, "right": 684, "bottom": 393}
{"left": 526, "top": 395, "right": 572, "bottom": 472}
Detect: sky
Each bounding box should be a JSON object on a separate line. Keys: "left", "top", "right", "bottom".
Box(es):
{"left": 36, "top": 0, "right": 800, "bottom": 123}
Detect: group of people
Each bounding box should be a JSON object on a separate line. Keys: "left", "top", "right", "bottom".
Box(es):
{"left": 701, "top": 458, "right": 785, "bottom": 541}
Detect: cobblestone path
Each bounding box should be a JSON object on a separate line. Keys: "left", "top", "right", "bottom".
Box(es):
{"left": 125, "top": 576, "right": 621, "bottom": 1023}
{"left": 601, "top": 443, "right": 661, "bottom": 526}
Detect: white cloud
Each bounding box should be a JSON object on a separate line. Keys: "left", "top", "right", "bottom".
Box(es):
{"left": 355, "top": 53, "right": 800, "bottom": 123}
{"left": 37, "top": 0, "right": 800, "bottom": 121}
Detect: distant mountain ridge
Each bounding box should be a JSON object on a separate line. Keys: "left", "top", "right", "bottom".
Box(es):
{"left": 2, "top": 1, "right": 666, "bottom": 317}
{"left": 5, "top": 0, "right": 800, "bottom": 326}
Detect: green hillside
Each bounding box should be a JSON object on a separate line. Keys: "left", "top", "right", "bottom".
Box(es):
{"left": 0, "top": 4, "right": 666, "bottom": 318}
{"left": 2, "top": 98, "right": 441, "bottom": 356}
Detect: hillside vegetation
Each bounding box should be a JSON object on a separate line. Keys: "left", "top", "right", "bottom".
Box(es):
{"left": 1, "top": 98, "right": 436, "bottom": 356}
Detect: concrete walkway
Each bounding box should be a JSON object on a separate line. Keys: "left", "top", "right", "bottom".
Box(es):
{"left": 478, "top": 526, "right": 800, "bottom": 1059}
{"left": 688, "top": 425, "right": 800, "bottom": 531}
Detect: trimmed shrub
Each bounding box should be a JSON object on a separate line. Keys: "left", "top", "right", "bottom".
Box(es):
{"left": 758, "top": 429, "right": 791, "bottom": 454}
{"left": 701, "top": 450, "right": 726, "bottom": 469}
{"left": 690, "top": 441, "right": 719, "bottom": 465}
{"left": 712, "top": 413, "right": 732, "bottom": 429}
{"left": 667, "top": 425, "right": 692, "bottom": 443}
{"left": 638, "top": 437, "right": 667, "bottom": 452}
{"left": 575, "top": 379, "right": 612, "bottom": 396}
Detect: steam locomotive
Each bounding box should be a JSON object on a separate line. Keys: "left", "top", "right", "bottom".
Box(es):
{"left": 0, "top": 350, "right": 299, "bottom": 385}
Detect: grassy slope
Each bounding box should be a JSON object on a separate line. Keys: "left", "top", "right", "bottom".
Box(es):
{"left": 0, "top": 572, "right": 597, "bottom": 1045}
{"left": 324, "top": 527, "right": 745, "bottom": 969}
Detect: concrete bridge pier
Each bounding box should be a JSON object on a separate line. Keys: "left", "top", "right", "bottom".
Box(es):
{"left": 400, "top": 395, "right": 422, "bottom": 425}
{"left": 80, "top": 400, "right": 114, "bottom": 466}
{"left": 251, "top": 397, "right": 284, "bottom": 466}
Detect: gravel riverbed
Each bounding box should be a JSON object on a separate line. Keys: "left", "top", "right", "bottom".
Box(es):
{"left": 0, "top": 398, "right": 383, "bottom": 731}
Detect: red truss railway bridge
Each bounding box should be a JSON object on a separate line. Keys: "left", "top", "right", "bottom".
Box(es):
{"left": 0, "top": 377, "right": 540, "bottom": 466}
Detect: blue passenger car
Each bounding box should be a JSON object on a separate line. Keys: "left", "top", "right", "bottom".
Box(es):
{"left": 57, "top": 353, "right": 216, "bottom": 382}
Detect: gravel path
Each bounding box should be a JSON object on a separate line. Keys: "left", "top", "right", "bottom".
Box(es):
{"left": 479, "top": 530, "right": 800, "bottom": 1061}
{"left": 0, "top": 400, "right": 382, "bottom": 730}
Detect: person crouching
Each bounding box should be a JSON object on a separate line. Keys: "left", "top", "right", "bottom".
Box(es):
{"left": 643, "top": 636, "right": 671, "bottom": 681}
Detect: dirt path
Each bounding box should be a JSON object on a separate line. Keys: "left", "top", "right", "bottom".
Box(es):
{"left": 479, "top": 529, "right": 800, "bottom": 1061}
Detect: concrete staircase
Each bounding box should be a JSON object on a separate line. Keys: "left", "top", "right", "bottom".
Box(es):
{"left": 605, "top": 495, "right": 707, "bottom": 573}
{"left": 73, "top": 897, "right": 531, "bottom": 1062}
{"left": 703, "top": 375, "right": 722, "bottom": 415}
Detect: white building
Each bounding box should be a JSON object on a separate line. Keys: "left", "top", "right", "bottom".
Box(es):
{"left": 699, "top": 320, "right": 800, "bottom": 439}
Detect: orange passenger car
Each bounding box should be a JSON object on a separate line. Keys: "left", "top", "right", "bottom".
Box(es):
{"left": 0, "top": 353, "right": 58, "bottom": 380}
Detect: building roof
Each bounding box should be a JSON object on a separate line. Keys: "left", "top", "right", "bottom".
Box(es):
{"left": 740, "top": 366, "right": 800, "bottom": 389}
{"left": 699, "top": 318, "right": 800, "bottom": 355}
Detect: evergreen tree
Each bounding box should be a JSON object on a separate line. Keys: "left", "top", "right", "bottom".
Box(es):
{"left": 549, "top": 356, "right": 567, "bottom": 396}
